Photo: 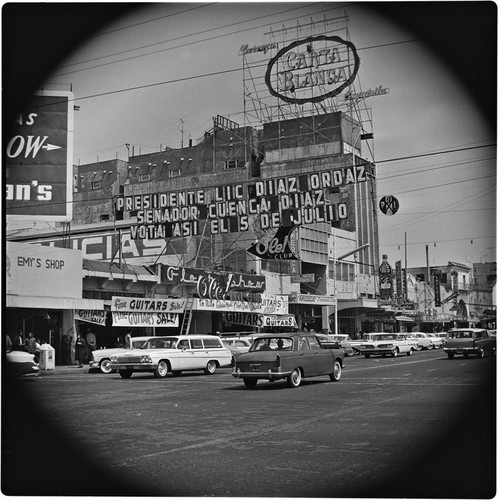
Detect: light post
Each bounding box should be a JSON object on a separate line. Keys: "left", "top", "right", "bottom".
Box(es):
{"left": 331, "top": 227, "right": 370, "bottom": 335}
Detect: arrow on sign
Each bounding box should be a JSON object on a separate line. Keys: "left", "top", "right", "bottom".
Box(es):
{"left": 42, "top": 143, "right": 62, "bottom": 151}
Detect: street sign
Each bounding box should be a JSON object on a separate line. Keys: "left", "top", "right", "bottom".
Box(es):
{"left": 5, "top": 90, "right": 74, "bottom": 221}
{"left": 379, "top": 195, "right": 399, "bottom": 215}
{"left": 291, "top": 274, "right": 315, "bottom": 283}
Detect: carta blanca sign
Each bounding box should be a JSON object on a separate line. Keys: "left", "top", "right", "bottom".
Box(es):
{"left": 5, "top": 90, "right": 74, "bottom": 221}
{"left": 265, "top": 35, "right": 360, "bottom": 105}
{"left": 116, "top": 164, "right": 369, "bottom": 240}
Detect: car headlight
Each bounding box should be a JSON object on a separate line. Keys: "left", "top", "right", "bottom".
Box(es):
{"left": 110, "top": 356, "right": 118, "bottom": 363}
{"left": 140, "top": 355, "right": 152, "bottom": 363}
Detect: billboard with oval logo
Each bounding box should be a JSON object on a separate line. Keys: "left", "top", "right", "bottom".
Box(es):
{"left": 265, "top": 35, "right": 360, "bottom": 105}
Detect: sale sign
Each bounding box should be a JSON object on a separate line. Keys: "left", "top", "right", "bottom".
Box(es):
{"left": 5, "top": 90, "right": 74, "bottom": 221}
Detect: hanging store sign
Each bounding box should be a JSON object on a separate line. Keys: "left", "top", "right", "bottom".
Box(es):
{"left": 161, "top": 266, "right": 266, "bottom": 299}
{"left": 265, "top": 35, "right": 360, "bottom": 105}
{"left": 6, "top": 90, "right": 74, "bottom": 221}
{"left": 111, "top": 311, "right": 179, "bottom": 328}
{"left": 195, "top": 295, "right": 288, "bottom": 315}
{"left": 288, "top": 293, "right": 335, "bottom": 306}
{"left": 224, "top": 312, "right": 297, "bottom": 328}
{"left": 111, "top": 296, "right": 187, "bottom": 313}
{"left": 75, "top": 309, "right": 106, "bottom": 326}
{"left": 291, "top": 274, "right": 315, "bottom": 283}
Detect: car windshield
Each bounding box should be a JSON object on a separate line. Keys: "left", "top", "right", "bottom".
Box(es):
{"left": 250, "top": 337, "right": 293, "bottom": 351}
{"left": 372, "top": 334, "right": 397, "bottom": 341}
{"left": 143, "top": 338, "right": 177, "bottom": 349}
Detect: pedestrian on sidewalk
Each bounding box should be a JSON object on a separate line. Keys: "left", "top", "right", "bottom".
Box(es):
{"left": 75, "top": 333, "right": 87, "bottom": 368}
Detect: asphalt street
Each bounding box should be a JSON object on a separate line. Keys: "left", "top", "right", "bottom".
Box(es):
{"left": 2, "top": 349, "right": 495, "bottom": 498}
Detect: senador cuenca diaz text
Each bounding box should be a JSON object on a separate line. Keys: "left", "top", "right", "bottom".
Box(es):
{"left": 115, "top": 166, "right": 370, "bottom": 240}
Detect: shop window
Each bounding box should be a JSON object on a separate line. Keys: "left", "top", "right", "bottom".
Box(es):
{"left": 91, "top": 180, "right": 102, "bottom": 190}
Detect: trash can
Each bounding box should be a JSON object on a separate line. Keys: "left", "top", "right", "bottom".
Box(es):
{"left": 39, "top": 343, "right": 55, "bottom": 370}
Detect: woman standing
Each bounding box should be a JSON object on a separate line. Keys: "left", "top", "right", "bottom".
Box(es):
{"left": 75, "top": 333, "right": 87, "bottom": 368}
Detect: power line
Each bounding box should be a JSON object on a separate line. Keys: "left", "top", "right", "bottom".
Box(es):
{"left": 58, "top": 2, "right": 323, "bottom": 70}
{"left": 53, "top": 3, "right": 340, "bottom": 77}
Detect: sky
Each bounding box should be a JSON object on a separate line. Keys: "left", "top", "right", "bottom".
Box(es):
{"left": 4, "top": 2, "right": 497, "bottom": 269}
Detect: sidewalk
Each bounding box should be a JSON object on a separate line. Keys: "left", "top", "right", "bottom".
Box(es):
{"left": 37, "top": 364, "right": 97, "bottom": 375}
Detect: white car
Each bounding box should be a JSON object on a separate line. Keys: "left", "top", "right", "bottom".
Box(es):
{"left": 407, "top": 332, "right": 436, "bottom": 350}
{"left": 90, "top": 336, "right": 152, "bottom": 374}
{"left": 109, "top": 335, "right": 232, "bottom": 378}
{"left": 222, "top": 337, "right": 252, "bottom": 363}
{"left": 425, "top": 333, "right": 444, "bottom": 348}
{"left": 356, "top": 332, "right": 415, "bottom": 358}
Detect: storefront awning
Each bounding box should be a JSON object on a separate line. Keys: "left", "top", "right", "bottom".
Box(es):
{"left": 7, "top": 294, "right": 105, "bottom": 310}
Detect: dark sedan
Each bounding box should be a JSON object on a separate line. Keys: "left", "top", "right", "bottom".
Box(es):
{"left": 232, "top": 332, "right": 344, "bottom": 389}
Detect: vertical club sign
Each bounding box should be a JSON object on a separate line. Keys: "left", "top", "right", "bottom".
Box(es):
{"left": 379, "top": 254, "right": 393, "bottom": 299}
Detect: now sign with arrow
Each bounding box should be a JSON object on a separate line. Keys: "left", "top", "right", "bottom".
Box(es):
{"left": 5, "top": 90, "right": 74, "bottom": 221}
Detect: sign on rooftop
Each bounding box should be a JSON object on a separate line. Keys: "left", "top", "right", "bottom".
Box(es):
{"left": 265, "top": 35, "right": 360, "bottom": 105}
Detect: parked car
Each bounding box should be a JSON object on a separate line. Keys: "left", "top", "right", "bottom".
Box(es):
{"left": 232, "top": 332, "right": 344, "bottom": 389}
{"left": 109, "top": 334, "right": 232, "bottom": 378}
{"left": 222, "top": 337, "right": 253, "bottom": 364}
{"left": 89, "top": 336, "right": 152, "bottom": 374}
{"left": 407, "top": 332, "right": 435, "bottom": 350}
{"left": 6, "top": 349, "right": 40, "bottom": 376}
{"left": 425, "top": 333, "right": 444, "bottom": 348}
{"left": 316, "top": 333, "right": 356, "bottom": 356}
{"left": 355, "top": 332, "right": 415, "bottom": 358}
{"left": 444, "top": 328, "right": 496, "bottom": 359}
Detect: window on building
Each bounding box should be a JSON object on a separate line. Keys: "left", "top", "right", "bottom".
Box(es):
{"left": 139, "top": 173, "right": 150, "bottom": 182}
{"left": 91, "top": 180, "right": 102, "bottom": 190}
{"left": 224, "top": 159, "right": 244, "bottom": 169}
{"left": 100, "top": 214, "right": 110, "bottom": 222}
{"left": 169, "top": 169, "right": 181, "bottom": 178}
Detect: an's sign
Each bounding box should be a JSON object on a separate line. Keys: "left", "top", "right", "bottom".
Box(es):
{"left": 265, "top": 35, "right": 360, "bottom": 104}
{"left": 6, "top": 90, "right": 74, "bottom": 221}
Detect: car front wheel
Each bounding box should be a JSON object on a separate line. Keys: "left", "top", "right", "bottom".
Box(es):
{"left": 407, "top": 348, "right": 413, "bottom": 356}
{"left": 119, "top": 369, "right": 132, "bottom": 379}
{"left": 204, "top": 360, "right": 217, "bottom": 374}
{"left": 287, "top": 368, "right": 302, "bottom": 388}
{"left": 392, "top": 348, "right": 399, "bottom": 357}
{"left": 330, "top": 360, "right": 342, "bottom": 382}
{"left": 154, "top": 360, "right": 169, "bottom": 378}
{"left": 478, "top": 347, "right": 485, "bottom": 358}
{"left": 447, "top": 352, "right": 455, "bottom": 359}
{"left": 100, "top": 359, "right": 113, "bottom": 374}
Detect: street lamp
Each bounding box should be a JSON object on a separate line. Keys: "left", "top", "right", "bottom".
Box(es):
{"left": 332, "top": 230, "right": 370, "bottom": 335}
